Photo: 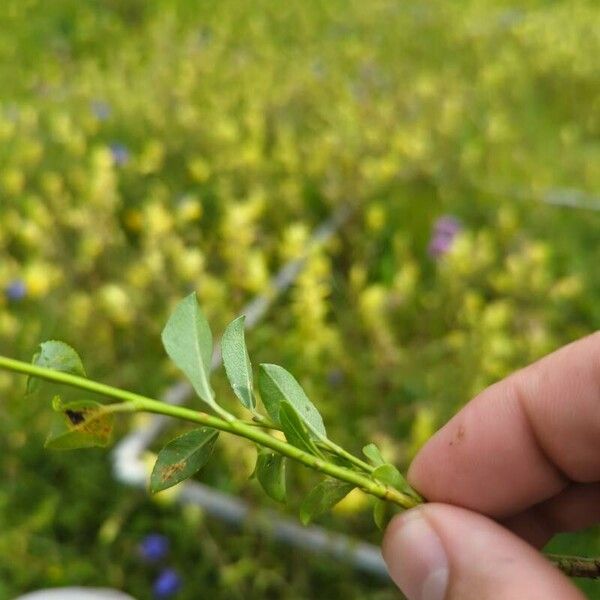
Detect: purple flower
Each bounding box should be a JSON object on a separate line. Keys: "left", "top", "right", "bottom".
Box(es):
{"left": 327, "top": 369, "right": 344, "bottom": 387}
{"left": 153, "top": 568, "right": 181, "bottom": 598}
{"left": 139, "top": 534, "right": 170, "bottom": 563}
{"left": 5, "top": 280, "right": 26, "bottom": 301}
{"left": 91, "top": 100, "right": 111, "bottom": 121}
{"left": 434, "top": 216, "right": 461, "bottom": 237}
{"left": 428, "top": 215, "right": 462, "bottom": 258}
{"left": 109, "top": 142, "right": 130, "bottom": 166}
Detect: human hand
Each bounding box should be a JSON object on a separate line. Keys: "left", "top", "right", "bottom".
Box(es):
{"left": 382, "top": 333, "right": 600, "bottom": 599}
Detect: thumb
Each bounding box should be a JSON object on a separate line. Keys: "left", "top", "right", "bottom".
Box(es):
{"left": 382, "top": 504, "right": 584, "bottom": 600}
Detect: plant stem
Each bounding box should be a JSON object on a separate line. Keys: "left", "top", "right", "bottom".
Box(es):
{"left": 0, "top": 355, "right": 417, "bottom": 508}
{"left": 322, "top": 439, "right": 375, "bottom": 473}
{"left": 102, "top": 402, "right": 138, "bottom": 415}
{"left": 248, "top": 415, "right": 281, "bottom": 429}
{"left": 245, "top": 418, "right": 375, "bottom": 473}
{"left": 546, "top": 555, "right": 600, "bottom": 580}
{"left": 1, "top": 354, "right": 599, "bottom": 580}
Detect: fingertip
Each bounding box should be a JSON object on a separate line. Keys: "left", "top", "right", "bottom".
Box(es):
{"left": 407, "top": 333, "right": 600, "bottom": 519}
{"left": 383, "top": 508, "right": 449, "bottom": 600}
{"left": 385, "top": 504, "right": 584, "bottom": 600}
{"left": 406, "top": 439, "right": 431, "bottom": 495}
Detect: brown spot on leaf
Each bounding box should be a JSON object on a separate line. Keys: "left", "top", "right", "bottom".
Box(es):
{"left": 160, "top": 461, "right": 186, "bottom": 482}
{"left": 63, "top": 406, "right": 113, "bottom": 442}
{"left": 66, "top": 409, "right": 85, "bottom": 425}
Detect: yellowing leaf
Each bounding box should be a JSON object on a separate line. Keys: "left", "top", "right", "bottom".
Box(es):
{"left": 45, "top": 398, "right": 113, "bottom": 450}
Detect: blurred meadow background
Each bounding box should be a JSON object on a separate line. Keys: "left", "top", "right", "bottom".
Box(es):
{"left": 1, "top": 0, "right": 599, "bottom": 598}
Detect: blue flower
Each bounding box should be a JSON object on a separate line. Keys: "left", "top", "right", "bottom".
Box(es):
{"left": 109, "top": 142, "right": 130, "bottom": 166}
{"left": 139, "top": 533, "right": 170, "bottom": 563}
{"left": 153, "top": 568, "right": 181, "bottom": 598}
{"left": 5, "top": 280, "right": 26, "bottom": 302}
{"left": 91, "top": 100, "right": 111, "bottom": 121}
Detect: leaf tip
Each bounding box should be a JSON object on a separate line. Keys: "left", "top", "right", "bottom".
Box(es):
{"left": 299, "top": 510, "right": 311, "bottom": 527}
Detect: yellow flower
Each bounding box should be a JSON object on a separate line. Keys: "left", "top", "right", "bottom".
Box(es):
{"left": 393, "top": 261, "right": 419, "bottom": 299}
{"left": 24, "top": 263, "right": 59, "bottom": 297}
{"left": 68, "top": 293, "right": 93, "bottom": 329}
{"left": 138, "top": 139, "right": 165, "bottom": 174}
{"left": 188, "top": 156, "right": 211, "bottom": 182}
{"left": 176, "top": 196, "right": 203, "bottom": 223}
{"left": 280, "top": 223, "right": 309, "bottom": 262}
{"left": 1, "top": 168, "right": 25, "bottom": 196}
{"left": 174, "top": 248, "right": 205, "bottom": 282}
{"left": 550, "top": 275, "right": 583, "bottom": 300}
{"left": 124, "top": 209, "right": 144, "bottom": 232}
{"left": 366, "top": 203, "right": 386, "bottom": 232}
{"left": 98, "top": 284, "right": 134, "bottom": 325}
{"left": 0, "top": 312, "right": 19, "bottom": 337}
{"left": 145, "top": 201, "right": 174, "bottom": 237}
{"left": 482, "top": 301, "right": 512, "bottom": 331}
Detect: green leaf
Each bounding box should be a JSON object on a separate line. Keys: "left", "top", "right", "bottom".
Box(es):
{"left": 373, "top": 499, "right": 388, "bottom": 530}
{"left": 372, "top": 463, "right": 404, "bottom": 487}
{"left": 372, "top": 463, "right": 415, "bottom": 497}
{"left": 279, "top": 402, "right": 323, "bottom": 457}
{"left": 256, "top": 450, "right": 286, "bottom": 503}
{"left": 258, "top": 364, "right": 327, "bottom": 440}
{"left": 45, "top": 398, "right": 113, "bottom": 450}
{"left": 221, "top": 315, "right": 255, "bottom": 411}
{"left": 300, "top": 479, "right": 354, "bottom": 525}
{"left": 362, "top": 443, "right": 386, "bottom": 467}
{"left": 28, "top": 341, "right": 86, "bottom": 394}
{"left": 150, "top": 427, "right": 218, "bottom": 493}
{"left": 161, "top": 293, "right": 216, "bottom": 410}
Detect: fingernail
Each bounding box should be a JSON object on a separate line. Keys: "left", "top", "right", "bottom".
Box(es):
{"left": 383, "top": 509, "right": 449, "bottom": 600}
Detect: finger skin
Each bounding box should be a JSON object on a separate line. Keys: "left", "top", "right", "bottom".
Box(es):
{"left": 504, "top": 482, "right": 600, "bottom": 548}
{"left": 408, "top": 332, "right": 600, "bottom": 517}
{"left": 383, "top": 504, "right": 585, "bottom": 600}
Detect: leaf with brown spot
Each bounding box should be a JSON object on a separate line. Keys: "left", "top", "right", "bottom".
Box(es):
{"left": 150, "top": 427, "right": 219, "bottom": 493}
{"left": 45, "top": 398, "right": 114, "bottom": 450}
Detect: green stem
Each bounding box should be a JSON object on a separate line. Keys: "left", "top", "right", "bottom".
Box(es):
{"left": 245, "top": 418, "right": 374, "bottom": 473}
{"left": 248, "top": 415, "right": 281, "bottom": 429}
{"left": 0, "top": 355, "right": 149, "bottom": 410}
{"left": 1, "top": 354, "right": 598, "bottom": 580}
{"left": 322, "top": 439, "right": 375, "bottom": 473}
{"left": 0, "top": 355, "right": 417, "bottom": 509}
{"left": 103, "top": 402, "right": 139, "bottom": 415}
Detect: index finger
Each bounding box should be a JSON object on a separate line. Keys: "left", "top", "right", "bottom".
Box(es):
{"left": 408, "top": 332, "right": 600, "bottom": 518}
